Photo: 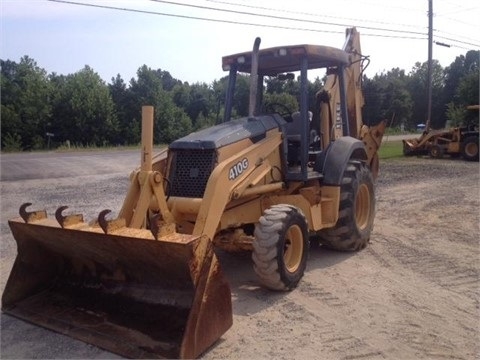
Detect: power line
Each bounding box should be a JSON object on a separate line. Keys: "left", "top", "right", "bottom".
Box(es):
{"left": 47, "top": 0, "right": 426, "bottom": 40}
{"left": 151, "top": 0, "right": 479, "bottom": 47}
{"left": 436, "top": 5, "right": 478, "bottom": 16}
{"left": 150, "top": 0, "right": 429, "bottom": 37}
{"left": 47, "top": 0, "right": 478, "bottom": 47}
{"left": 205, "top": 0, "right": 427, "bottom": 31}
{"left": 46, "top": 0, "right": 344, "bottom": 34}
{"left": 435, "top": 15, "right": 478, "bottom": 29}
{"left": 433, "top": 0, "right": 479, "bottom": 29}
{"left": 433, "top": 28, "right": 479, "bottom": 44}
{"left": 203, "top": 0, "right": 479, "bottom": 49}
{"left": 331, "top": 0, "right": 424, "bottom": 14}
{"left": 208, "top": 0, "right": 478, "bottom": 46}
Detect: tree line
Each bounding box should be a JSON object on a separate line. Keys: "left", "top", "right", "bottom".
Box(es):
{"left": 1, "top": 50, "right": 478, "bottom": 151}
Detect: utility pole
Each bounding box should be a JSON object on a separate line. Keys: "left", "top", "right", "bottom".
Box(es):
{"left": 426, "top": 0, "right": 433, "bottom": 131}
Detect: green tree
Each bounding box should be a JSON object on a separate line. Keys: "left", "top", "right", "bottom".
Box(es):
{"left": 264, "top": 74, "right": 324, "bottom": 117}
{"left": 50, "top": 66, "right": 118, "bottom": 146}
{"left": 211, "top": 74, "right": 250, "bottom": 120}
{"left": 456, "top": 71, "right": 479, "bottom": 107}
{"left": 109, "top": 74, "right": 139, "bottom": 145}
{"left": 264, "top": 92, "right": 299, "bottom": 113}
{"left": 231, "top": 74, "right": 250, "bottom": 118}
{"left": 363, "top": 69, "right": 413, "bottom": 129}
{"left": 363, "top": 75, "right": 385, "bottom": 126}
{"left": 172, "top": 82, "right": 216, "bottom": 129}
{"left": 446, "top": 72, "right": 479, "bottom": 127}
{"left": 1, "top": 56, "right": 52, "bottom": 150}
{"left": 211, "top": 77, "right": 228, "bottom": 124}
{"left": 129, "top": 65, "right": 192, "bottom": 143}
{"left": 156, "top": 69, "right": 181, "bottom": 91}
{"left": 444, "top": 50, "right": 479, "bottom": 104}
{"left": 444, "top": 50, "right": 479, "bottom": 127}
{"left": 407, "top": 60, "right": 445, "bottom": 129}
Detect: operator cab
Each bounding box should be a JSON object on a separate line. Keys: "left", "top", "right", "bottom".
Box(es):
{"left": 222, "top": 44, "right": 351, "bottom": 182}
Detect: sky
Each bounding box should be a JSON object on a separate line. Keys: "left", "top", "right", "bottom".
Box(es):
{"left": 1, "top": 0, "right": 479, "bottom": 85}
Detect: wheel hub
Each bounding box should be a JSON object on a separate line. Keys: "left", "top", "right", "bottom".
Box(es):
{"left": 355, "top": 183, "right": 371, "bottom": 230}
{"left": 284, "top": 225, "right": 303, "bottom": 272}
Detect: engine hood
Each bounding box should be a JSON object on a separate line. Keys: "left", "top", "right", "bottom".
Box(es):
{"left": 169, "top": 114, "right": 285, "bottom": 150}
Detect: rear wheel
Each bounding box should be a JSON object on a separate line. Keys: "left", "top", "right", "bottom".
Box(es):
{"left": 319, "top": 161, "right": 375, "bottom": 251}
{"left": 252, "top": 205, "right": 309, "bottom": 291}
{"left": 461, "top": 135, "right": 479, "bottom": 161}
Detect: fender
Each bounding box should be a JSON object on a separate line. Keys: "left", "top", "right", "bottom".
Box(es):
{"left": 315, "top": 136, "right": 367, "bottom": 185}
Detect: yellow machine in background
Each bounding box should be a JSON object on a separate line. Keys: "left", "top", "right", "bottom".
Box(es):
{"left": 3, "top": 28, "right": 384, "bottom": 359}
{"left": 403, "top": 105, "right": 479, "bottom": 161}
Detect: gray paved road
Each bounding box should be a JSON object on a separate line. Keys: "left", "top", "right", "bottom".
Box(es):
{"left": 0, "top": 149, "right": 142, "bottom": 181}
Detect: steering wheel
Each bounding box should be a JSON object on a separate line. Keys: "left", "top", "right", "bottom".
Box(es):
{"left": 266, "top": 102, "right": 294, "bottom": 122}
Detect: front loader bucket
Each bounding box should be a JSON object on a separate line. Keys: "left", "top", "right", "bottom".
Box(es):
{"left": 402, "top": 138, "right": 421, "bottom": 155}
{"left": 2, "top": 207, "right": 232, "bottom": 359}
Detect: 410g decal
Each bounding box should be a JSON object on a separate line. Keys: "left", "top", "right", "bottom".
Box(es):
{"left": 229, "top": 158, "right": 249, "bottom": 180}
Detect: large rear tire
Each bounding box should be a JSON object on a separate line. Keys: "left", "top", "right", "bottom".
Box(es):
{"left": 319, "top": 161, "right": 375, "bottom": 251}
{"left": 461, "top": 135, "right": 479, "bottom": 161}
{"left": 252, "top": 205, "right": 309, "bottom": 291}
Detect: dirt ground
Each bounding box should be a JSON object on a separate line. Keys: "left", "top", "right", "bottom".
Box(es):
{"left": 0, "top": 152, "right": 479, "bottom": 359}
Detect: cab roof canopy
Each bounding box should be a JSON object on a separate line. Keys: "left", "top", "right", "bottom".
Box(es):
{"left": 222, "top": 44, "right": 350, "bottom": 76}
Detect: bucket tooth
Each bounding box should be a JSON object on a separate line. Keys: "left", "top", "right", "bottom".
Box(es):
{"left": 19, "top": 202, "right": 47, "bottom": 223}
{"left": 55, "top": 206, "right": 84, "bottom": 228}
{"left": 150, "top": 213, "right": 160, "bottom": 240}
{"left": 150, "top": 213, "right": 176, "bottom": 240}
{"left": 98, "top": 209, "right": 126, "bottom": 234}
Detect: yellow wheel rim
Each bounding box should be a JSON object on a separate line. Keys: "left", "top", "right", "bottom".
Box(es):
{"left": 284, "top": 225, "right": 303, "bottom": 273}
{"left": 355, "top": 183, "right": 371, "bottom": 231}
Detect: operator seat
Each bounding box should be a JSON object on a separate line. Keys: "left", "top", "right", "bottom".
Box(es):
{"left": 286, "top": 111, "right": 317, "bottom": 165}
{"left": 286, "top": 111, "right": 316, "bottom": 144}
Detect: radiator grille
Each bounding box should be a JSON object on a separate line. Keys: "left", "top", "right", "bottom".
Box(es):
{"left": 169, "top": 149, "right": 217, "bottom": 198}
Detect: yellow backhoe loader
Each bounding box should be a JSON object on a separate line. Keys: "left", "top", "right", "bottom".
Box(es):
{"left": 3, "top": 27, "right": 385, "bottom": 359}
{"left": 403, "top": 105, "right": 479, "bottom": 161}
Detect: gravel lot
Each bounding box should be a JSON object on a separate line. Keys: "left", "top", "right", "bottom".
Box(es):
{"left": 0, "top": 151, "right": 479, "bottom": 359}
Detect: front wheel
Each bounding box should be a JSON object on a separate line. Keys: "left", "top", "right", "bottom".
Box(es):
{"left": 429, "top": 144, "right": 443, "bottom": 159}
{"left": 319, "top": 161, "right": 375, "bottom": 251}
{"left": 252, "top": 205, "right": 309, "bottom": 291}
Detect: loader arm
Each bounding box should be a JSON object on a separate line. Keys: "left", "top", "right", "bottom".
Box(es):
{"left": 118, "top": 107, "right": 174, "bottom": 229}
{"left": 193, "top": 130, "right": 284, "bottom": 239}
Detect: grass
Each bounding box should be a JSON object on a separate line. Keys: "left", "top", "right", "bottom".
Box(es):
{"left": 378, "top": 140, "right": 404, "bottom": 160}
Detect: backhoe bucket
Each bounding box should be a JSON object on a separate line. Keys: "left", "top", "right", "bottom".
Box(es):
{"left": 2, "top": 207, "right": 232, "bottom": 359}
